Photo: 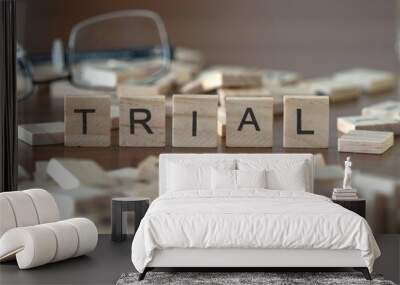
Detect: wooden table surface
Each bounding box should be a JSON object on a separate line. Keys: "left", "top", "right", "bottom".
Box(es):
{"left": 18, "top": 84, "right": 400, "bottom": 178}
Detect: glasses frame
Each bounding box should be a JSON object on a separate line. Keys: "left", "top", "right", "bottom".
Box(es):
{"left": 68, "top": 9, "right": 171, "bottom": 89}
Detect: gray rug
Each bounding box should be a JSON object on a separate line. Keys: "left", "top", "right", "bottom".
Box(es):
{"left": 116, "top": 272, "right": 396, "bottom": 285}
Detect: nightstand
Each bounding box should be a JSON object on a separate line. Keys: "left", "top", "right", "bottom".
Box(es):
{"left": 332, "top": 199, "right": 366, "bottom": 218}
{"left": 111, "top": 197, "right": 150, "bottom": 242}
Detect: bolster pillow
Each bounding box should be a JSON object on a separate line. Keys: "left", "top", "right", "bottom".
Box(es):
{"left": 0, "top": 218, "right": 98, "bottom": 269}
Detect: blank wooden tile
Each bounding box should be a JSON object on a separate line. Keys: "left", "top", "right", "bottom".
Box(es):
{"left": 334, "top": 68, "right": 396, "bottom": 94}
{"left": 136, "top": 155, "right": 159, "bottom": 183}
{"left": 202, "top": 70, "right": 263, "bottom": 92}
{"left": 172, "top": 95, "right": 218, "bottom": 147}
{"left": 117, "top": 84, "right": 159, "bottom": 98}
{"left": 50, "top": 80, "right": 109, "bottom": 98}
{"left": 117, "top": 73, "right": 174, "bottom": 98}
{"left": 337, "top": 115, "right": 400, "bottom": 135}
{"left": 263, "top": 69, "right": 301, "bottom": 86}
{"left": 362, "top": 101, "right": 400, "bottom": 120}
{"left": 64, "top": 95, "right": 111, "bottom": 147}
{"left": 218, "top": 87, "right": 288, "bottom": 115}
{"left": 218, "top": 88, "right": 270, "bottom": 108}
{"left": 303, "top": 77, "right": 362, "bottom": 103}
{"left": 18, "top": 122, "right": 64, "bottom": 145}
{"left": 180, "top": 78, "right": 204, "bottom": 94}
{"left": 226, "top": 97, "right": 273, "bottom": 147}
{"left": 46, "top": 158, "right": 116, "bottom": 189}
{"left": 107, "top": 167, "right": 137, "bottom": 184}
{"left": 119, "top": 95, "right": 165, "bottom": 147}
{"left": 170, "top": 61, "right": 202, "bottom": 85}
{"left": 283, "top": 96, "right": 329, "bottom": 148}
{"left": 80, "top": 62, "right": 139, "bottom": 89}
{"left": 338, "top": 130, "right": 394, "bottom": 154}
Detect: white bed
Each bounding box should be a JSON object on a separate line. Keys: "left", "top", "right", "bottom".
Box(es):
{"left": 131, "top": 153, "right": 380, "bottom": 280}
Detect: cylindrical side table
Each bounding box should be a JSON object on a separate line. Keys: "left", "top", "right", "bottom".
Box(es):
{"left": 111, "top": 197, "right": 150, "bottom": 242}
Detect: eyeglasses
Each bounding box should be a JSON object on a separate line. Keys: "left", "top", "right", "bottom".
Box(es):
{"left": 16, "top": 9, "right": 171, "bottom": 100}
{"left": 68, "top": 9, "right": 171, "bottom": 90}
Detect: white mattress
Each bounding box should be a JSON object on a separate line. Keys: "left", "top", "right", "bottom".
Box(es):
{"left": 131, "top": 190, "right": 380, "bottom": 273}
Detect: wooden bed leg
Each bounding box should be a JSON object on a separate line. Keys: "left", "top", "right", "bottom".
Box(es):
{"left": 138, "top": 268, "right": 148, "bottom": 281}
{"left": 354, "top": 267, "right": 372, "bottom": 280}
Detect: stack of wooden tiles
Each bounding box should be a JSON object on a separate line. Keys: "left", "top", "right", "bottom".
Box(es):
{"left": 338, "top": 130, "right": 394, "bottom": 154}
{"left": 337, "top": 115, "right": 400, "bottom": 135}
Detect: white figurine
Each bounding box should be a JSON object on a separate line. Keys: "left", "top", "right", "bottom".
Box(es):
{"left": 342, "top": 156, "right": 352, "bottom": 190}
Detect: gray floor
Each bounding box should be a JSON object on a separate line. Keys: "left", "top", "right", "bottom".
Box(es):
{"left": 0, "top": 235, "right": 134, "bottom": 285}
{"left": 1, "top": 235, "right": 398, "bottom": 285}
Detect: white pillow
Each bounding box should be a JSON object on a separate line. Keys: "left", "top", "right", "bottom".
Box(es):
{"left": 237, "top": 159, "right": 308, "bottom": 191}
{"left": 211, "top": 168, "right": 236, "bottom": 190}
{"left": 168, "top": 162, "right": 211, "bottom": 191}
{"left": 236, "top": 169, "right": 267, "bottom": 189}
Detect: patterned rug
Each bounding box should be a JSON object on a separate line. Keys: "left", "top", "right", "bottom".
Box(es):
{"left": 116, "top": 271, "right": 396, "bottom": 285}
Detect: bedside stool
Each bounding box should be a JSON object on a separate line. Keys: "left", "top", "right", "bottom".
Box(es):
{"left": 332, "top": 199, "right": 366, "bottom": 218}
{"left": 111, "top": 197, "right": 150, "bottom": 242}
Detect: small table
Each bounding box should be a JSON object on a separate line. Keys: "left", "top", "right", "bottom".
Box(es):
{"left": 111, "top": 197, "right": 150, "bottom": 242}
{"left": 332, "top": 199, "right": 366, "bottom": 218}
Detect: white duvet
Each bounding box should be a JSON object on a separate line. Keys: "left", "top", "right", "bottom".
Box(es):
{"left": 131, "top": 190, "right": 380, "bottom": 273}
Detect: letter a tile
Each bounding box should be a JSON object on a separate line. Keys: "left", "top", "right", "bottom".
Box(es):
{"left": 226, "top": 97, "right": 273, "bottom": 147}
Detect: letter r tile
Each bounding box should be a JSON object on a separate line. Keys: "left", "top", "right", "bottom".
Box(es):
{"left": 172, "top": 95, "right": 218, "bottom": 147}
{"left": 64, "top": 95, "right": 111, "bottom": 147}
{"left": 283, "top": 96, "right": 329, "bottom": 148}
{"left": 119, "top": 95, "right": 166, "bottom": 147}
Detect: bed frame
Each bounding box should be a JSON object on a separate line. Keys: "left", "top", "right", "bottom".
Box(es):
{"left": 139, "top": 154, "right": 371, "bottom": 281}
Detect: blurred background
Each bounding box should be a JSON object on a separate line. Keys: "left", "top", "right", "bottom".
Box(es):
{"left": 15, "top": 0, "right": 399, "bottom": 235}
{"left": 17, "top": 0, "right": 397, "bottom": 73}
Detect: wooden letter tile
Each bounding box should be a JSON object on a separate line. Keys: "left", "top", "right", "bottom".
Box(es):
{"left": 283, "top": 96, "right": 329, "bottom": 148}
{"left": 119, "top": 95, "right": 165, "bottom": 147}
{"left": 337, "top": 115, "right": 400, "bottom": 135}
{"left": 47, "top": 158, "right": 116, "bottom": 189}
{"left": 201, "top": 70, "right": 263, "bottom": 92}
{"left": 362, "top": 100, "right": 400, "bottom": 120}
{"left": 18, "top": 122, "right": 64, "bottom": 145}
{"left": 172, "top": 95, "right": 218, "bottom": 147}
{"left": 64, "top": 95, "right": 111, "bottom": 147}
{"left": 333, "top": 68, "right": 396, "bottom": 94}
{"left": 262, "top": 69, "right": 301, "bottom": 86}
{"left": 338, "top": 130, "right": 394, "bottom": 154}
{"left": 302, "top": 77, "right": 361, "bottom": 103}
{"left": 226, "top": 97, "right": 273, "bottom": 147}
